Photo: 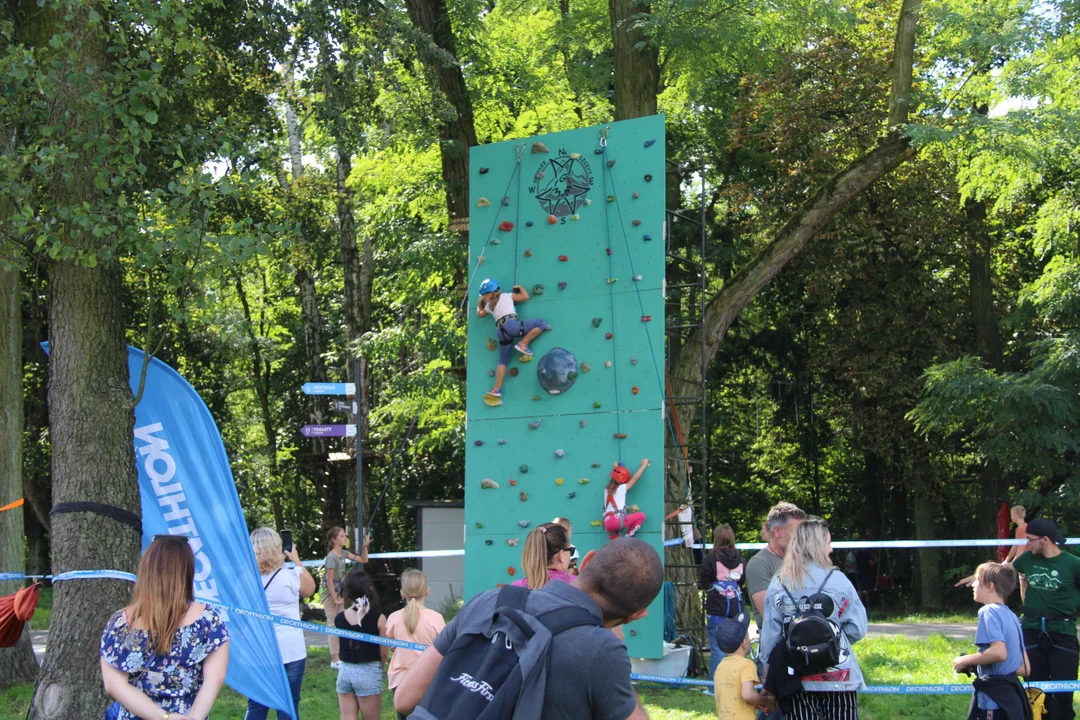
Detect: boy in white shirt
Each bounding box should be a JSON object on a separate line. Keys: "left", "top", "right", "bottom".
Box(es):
{"left": 476, "top": 278, "right": 546, "bottom": 405}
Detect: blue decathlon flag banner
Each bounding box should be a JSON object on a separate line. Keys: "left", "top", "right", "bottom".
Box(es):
{"left": 125, "top": 347, "right": 293, "bottom": 713}
{"left": 42, "top": 343, "right": 292, "bottom": 713}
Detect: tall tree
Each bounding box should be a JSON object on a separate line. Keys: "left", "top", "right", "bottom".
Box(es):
{"left": 609, "top": 0, "right": 659, "bottom": 120}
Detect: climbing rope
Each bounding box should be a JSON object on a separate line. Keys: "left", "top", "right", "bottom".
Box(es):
{"left": 512, "top": 143, "right": 525, "bottom": 287}
{"left": 366, "top": 160, "right": 524, "bottom": 528}
{"left": 598, "top": 127, "right": 624, "bottom": 465}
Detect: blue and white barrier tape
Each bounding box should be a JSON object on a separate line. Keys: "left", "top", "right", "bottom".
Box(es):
{"left": 0, "top": 570, "right": 135, "bottom": 582}
{"left": 663, "top": 538, "right": 1080, "bottom": 549}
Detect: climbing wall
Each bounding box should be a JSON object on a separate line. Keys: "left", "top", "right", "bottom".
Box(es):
{"left": 464, "top": 116, "right": 666, "bottom": 658}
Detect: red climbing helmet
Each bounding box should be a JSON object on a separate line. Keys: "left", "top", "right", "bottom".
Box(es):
{"left": 611, "top": 464, "right": 631, "bottom": 484}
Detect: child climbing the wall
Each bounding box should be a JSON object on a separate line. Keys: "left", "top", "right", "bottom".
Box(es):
{"left": 384, "top": 569, "right": 445, "bottom": 720}
{"left": 476, "top": 278, "right": 547, "bottom": 406}
{"left": 603, "top": 458, "right": 650, "bottom": 540}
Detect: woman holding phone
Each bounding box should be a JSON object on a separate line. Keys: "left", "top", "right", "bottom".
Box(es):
{"left": 246, "top": 528, "right": 317, "bottom": 719}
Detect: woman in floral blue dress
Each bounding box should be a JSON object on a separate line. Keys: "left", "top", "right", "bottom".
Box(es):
{"left": 100, "top": 534, "right": 230, "bottom": 720}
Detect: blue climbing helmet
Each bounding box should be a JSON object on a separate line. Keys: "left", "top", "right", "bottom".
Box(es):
{"left": 478, "top": 278, "right": 500, "bottom": 295}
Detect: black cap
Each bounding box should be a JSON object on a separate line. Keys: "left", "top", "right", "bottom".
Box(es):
{"left": 1027, "top": 518, "right": 1066, "bottom": 546}
{"left": 715, "top": 613, "right": 751, "bottom": 653}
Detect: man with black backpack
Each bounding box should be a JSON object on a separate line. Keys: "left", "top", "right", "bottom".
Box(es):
{"left": 394, "top": 537, "right": 664, "bottom": 720}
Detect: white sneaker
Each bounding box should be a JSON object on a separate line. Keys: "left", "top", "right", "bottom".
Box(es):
{"left": 330, "top": 661, "right": 341, "bottom": 669}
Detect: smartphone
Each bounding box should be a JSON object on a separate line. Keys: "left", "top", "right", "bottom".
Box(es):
{"left": 281, "top": 529, "right": 293, "bottom": 554}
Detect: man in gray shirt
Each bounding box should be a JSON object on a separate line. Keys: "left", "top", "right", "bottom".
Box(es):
{"left": 745, "top": 502, "right": 807, "bottom": 626}
{"left": 395, "top": 537, "right": 664, "bottom": 720}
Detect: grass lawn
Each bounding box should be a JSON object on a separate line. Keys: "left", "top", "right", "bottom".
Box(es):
{"left": 3, "top": 633, "right": 1076, "bottom": 719}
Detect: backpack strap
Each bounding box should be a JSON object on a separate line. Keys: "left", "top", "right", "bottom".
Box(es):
{"left": 263, "top": 568, "right": 283, "bottom": 591}
{"left": 816, "top": 569, "right": 836, "bottom": 595}
{"left": 536, "top": 606, "right": 602, "bottom": 636}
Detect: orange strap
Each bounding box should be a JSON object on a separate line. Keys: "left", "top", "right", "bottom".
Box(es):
{"left": 0, "top": 498, "right": 24, "bottom": 513}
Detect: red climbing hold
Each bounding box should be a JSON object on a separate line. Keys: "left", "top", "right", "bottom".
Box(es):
{"left": 613, "top": 433, "right": 627, "bottom": 439}
{"left": 547, "top": 215, "right": 558, "bottom": 224}
{"left": 507, "top": 567, "right": 516, "bottom": 576}
{"left": 509, "top": 479, "right": 517, "bottom": 486}
{"left": 499, "top": 221, "right": 515, "bottom": 231}
{"left": 641, "top": 315, "right": 651, "bottom": 322}
{"left": 632, "top": 386, "right": 640, "bottom": 395}
{"left": 558, "top": 255, "right": 568, "bottom": 262}
{"left": 606, "top": 248, "right": 612, "bottom": 256}
{"left": 509, "top": 367, "right": 519, "bottom": 377}
{"left": 632, "top": 220, "right": 642, "bottom": 227}
{"left": 605, "top": 333, "right": 613, "bottom": 340}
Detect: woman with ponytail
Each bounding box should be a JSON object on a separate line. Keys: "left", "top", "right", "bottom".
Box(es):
{"left": 383, "top": 570, "right": 445, "bottom": 720}
{"left": 512, "top": 522, "right": 575, "bottom": 589}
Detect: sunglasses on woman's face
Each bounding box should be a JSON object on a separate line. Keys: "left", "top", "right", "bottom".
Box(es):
{"left": 564, "top": 545, "right": 577, "bottom": 556}
{"left": 152, "top": 533, "right": 189, "bottom": 544}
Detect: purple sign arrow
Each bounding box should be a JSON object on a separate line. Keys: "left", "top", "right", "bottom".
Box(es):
{"left": 301, "top": 424, "right": 357, "bottom": 438}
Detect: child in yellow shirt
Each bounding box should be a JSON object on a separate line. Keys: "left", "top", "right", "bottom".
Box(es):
{"left": 713, "top": 613, "right": 770, "bottom": 719}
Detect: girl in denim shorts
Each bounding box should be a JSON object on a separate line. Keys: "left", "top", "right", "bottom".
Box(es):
{"left": 335, "top": 569, "right": 387, "bottom": 719}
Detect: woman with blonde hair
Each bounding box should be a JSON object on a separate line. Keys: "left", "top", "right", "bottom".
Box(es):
{"left": 383, "top": 569, "right": 446, "bottom": 720}
{"left": 760, "top": 517, "right": 867, "bottom": 720}
{"left": 245, "top": 528, "right": 317, "bottom": 719}
{"left": 100, "top": 534, "right": 230, "bottom": 720}
{"left": 511, "top": 522, "right": 574, "bottom": 589}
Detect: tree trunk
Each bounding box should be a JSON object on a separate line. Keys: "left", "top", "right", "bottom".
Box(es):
{"left": 0, "top": 266, "right": 37, "bottom": 687}
{"left": 285, "top": 63, "right": 304, "bottom": 184}
{"left": 404, "top": 0, "right": 477, "bottom": 238}
{"left": 913, "top": 455, "right": 943, "bottom": 609}
{"left": 609, "top": 0, "right": 659, "bottom": 120}
{"left": 31, "top": 6, "right": 142, "bottom": 718}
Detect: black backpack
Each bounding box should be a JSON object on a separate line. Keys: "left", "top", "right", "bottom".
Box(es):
{"left": 408, "top": 585, "right": 601, "bottom": 720}
{"left": 780, "top": 569, "right": 844, "bottom": 676}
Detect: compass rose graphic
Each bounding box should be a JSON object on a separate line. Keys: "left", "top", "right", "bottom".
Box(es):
{"left": 531, "top": 153, "right": 594, "bottom": 217}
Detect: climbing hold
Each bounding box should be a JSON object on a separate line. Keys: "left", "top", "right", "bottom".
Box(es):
{"left": 519, "top": 354, "right": 533, "bottom": 363}
{"left": 591, "top": 463, "right": 601, "bottom": 468}
{"left": 524, "top": 249, "right": 532, "bottom": 257}
{"left": 580, "top": 420, "right": 587, "bottom": 428}
{"left": 488, "top": 369, "right": 495, "bottom": 377}
{"left": 534, "top": 171, "right": 545, "bottom": 180}
{"left": 478, "top": 256, "right": 486, "bottom": 265}
{"left": 578, "top": 477, "right": 591, "bottom": 485}
{"left": 537, "top": 347, "right": 578, "bottom": 395}
{"left": 559, "top": 255, "right": 569, "bottom": 262}
{"left": 643, "top": 234, "right": 652, "bottom": 242}
{"left": 570, "top": 214, "right": 580, "bottom": 221}
{"left": 629, "top": 629, "right": 637, "bottom": 637}
{"left": 486, "top": 539, "right": 493, "bottom": 545}
{"left": 590, "top": 520, "right": 602, "bottom": 527}
{"left": 526, "top": 220, "right": 534, "bottom": 227}
{"left": 566, "top": 492, "right": 576, "bottom": 499}
{"left": 607, "top": 159, "right": 616, "bottom": 168}
{"left": 630, "top": 357, "right": 638, "bottom": 365}
{"left": 477, "top": 197, "right": 491, "bottom": 207}
{"left": 480, "top": 167, "right": 490, "bottom": 174}
{"left": 558, "top": 282, "right": 567, "bottom": 290}
{"left": 570, "top": 152, "right": 581, "bottom": 159}
{"left": 593, "top": 401, "right": 602, "bottom": 408}
{"left": 509, "top": 479, "right": 517, "bottom": 486}
{"left": 632, "top": 386, "right": 640, "bottom": 395}
{"left": 528, "top": 420, "right": 541, "bottom": 429}
{"left": 606, "top": 248, "right": 612, "bottom": 256}
{"left": 499, "top": 220, "right": 515, "bottom": 231}
{"left": 519, "top": 491, "right": 528, "bottom": 502}
{"left": 532, "top": 284, "right": 544, "bottom": 295}
{"left": 641, "top": 315, "right": 651, "bottom": 322}
{"left": 614, "top": 433, "right": 627, "bottom": 439}
{"left": 486, "top": 338, "right": 497, "bottom": 351}
{"left": 632, "top": 192, "right": 640, "bottom": 199}
{"left": 605, "top": 332, "right": 613, "bottom": 340}
{"left": 607, "top": 195, "right": 615, "bottom": 202}
{"left": 476, "top": 522, "right": 484, "bottom": 528}
{"left": 508, "top": 567, "right": 516, "bottom": 576}
{"left": 545, "top": 324, "right": 552, "bottom": 331}
{"left": 498, "top": 438, "right": 506, "bottom": 445}
{"left": 501, "top": 196, "right": 511, "bottom": 206}
{"left": 594, "top": 148, "right": 604, "bottom": 155}
{"left": 507, "top": 538, "right": 519, "bottom": 546}
{"left": 592, "top": 317, "right": 602, "bottom": 328}
{"left": 518, "top": 520, "right": 531, "bottom": 528}
{"left": 519, "top": 464, "right": 529, "bottom": 473}
{"left": 474, "top": 440, "right": 484, "bottom": 446}
{"left": 632, "top": 274, "right": 642, "bottom": 281}
{"left": 644, "top": 174, "right": 653, "bottom": 182}
{"left": 632, "top": 219, "right": 641, "bottom": 227}
{"left": 531, "top": 395, "right": 540, "bottom": 401}
{"left": 532, "top": 141, "right": 549, "bottom": 154}
{"left": 584, "top": 198, "right": 592, "bottom": 206}
{"left": 644, "top": 139, "right": 656, "bottom": 148}
{"left": 509, "top": 367, "right": 519, "bottom": 377}
{"left": 605, "top": 361, "right": 612, "bottom": 368}
{"left": 556, "top": 477, "right": 564, "bottom": 485}
{"left": 547, "top": 214, "right": 558, "bottom": 224}
{"left": 491, "top": 238, "right": 501, "bottom": 245}
{"left": 581, "top": 363, "right": 591, "bottom": 373}
{"left": 481, "top": 478, "right": 499, "bottom": 489}
{"left": 555, "top": 449, "right": 565, "bottom": 458}
{"left": 606, "top": 278, "right": 618, "bottom": 284}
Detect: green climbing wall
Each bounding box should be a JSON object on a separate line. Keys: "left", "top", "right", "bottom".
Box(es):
{"left": 464, "top": 116, "right": 667, "bottom": 659}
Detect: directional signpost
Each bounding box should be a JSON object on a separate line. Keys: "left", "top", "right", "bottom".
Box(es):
{"left": 301, "top": 424, "right": 357, "bottom": 438}
{"left": 302, "top": 382, "right": 355, "bottom": 396}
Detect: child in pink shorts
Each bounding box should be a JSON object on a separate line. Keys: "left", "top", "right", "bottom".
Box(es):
{"left": 603, "top": 459, "right": 649, "bottom": 540}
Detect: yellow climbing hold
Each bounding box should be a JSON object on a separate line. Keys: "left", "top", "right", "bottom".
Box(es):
{"left": 555, "top": 477, "right": 564, "bottom": 485}
{"left": 477, "top": 197, "right": 491, "bottom": 207}
{"left": 519, "top": 355, "right": 533, "bottom": 363}
{"left": 590, "top": 520, "right": 602, "bottom": 527}
{"left": 486, "top": 338, "right": 497, "bottom": 351}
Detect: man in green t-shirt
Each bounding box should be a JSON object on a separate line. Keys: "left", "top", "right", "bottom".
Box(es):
{"left": 1011, "top": 518, "right": 1080, "bottom": 720}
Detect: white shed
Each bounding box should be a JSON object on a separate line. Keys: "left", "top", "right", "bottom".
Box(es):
{"left": 406, "top": 500, "right": 464, "bottom": 613}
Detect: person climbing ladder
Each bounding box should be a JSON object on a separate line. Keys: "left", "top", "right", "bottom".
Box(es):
{"left": 603, "top": 458, "right": 649, "bottom": 540}
{"left": 476, "top": 277, "right": 547, "bottom": 406}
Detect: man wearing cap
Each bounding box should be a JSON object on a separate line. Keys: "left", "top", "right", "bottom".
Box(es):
{"left": 1011, "top": 518, "right": 1080, "bottom": 720}
{"left": 712, "top": 612, "right": 771, "bottom": 719}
